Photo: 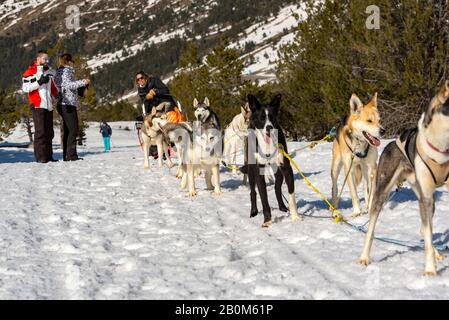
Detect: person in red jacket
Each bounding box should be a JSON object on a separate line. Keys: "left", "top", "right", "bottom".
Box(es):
{"left": 22, "top": 50, "right": 59, "bottom": 163}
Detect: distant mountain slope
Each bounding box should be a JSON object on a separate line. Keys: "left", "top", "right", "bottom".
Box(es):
{"left": 0, "top": 0, "right": 305, "bottom": 100}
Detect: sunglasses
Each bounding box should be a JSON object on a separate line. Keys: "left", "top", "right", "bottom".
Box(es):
{"left": 136, "top": 77, "right": 145, "bottom": 82}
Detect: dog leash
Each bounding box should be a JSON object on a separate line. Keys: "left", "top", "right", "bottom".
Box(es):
{"left": 289, "top": 127, "right": 337, "bottom": 155}
{"left": 135, "top": 122, "right": 144, "bottom": 151}
{"left": 278, "top": 144, "right": 345, "bottom": 223}
{"left": 277, "top": 144, "right": 449, "bottom": 251}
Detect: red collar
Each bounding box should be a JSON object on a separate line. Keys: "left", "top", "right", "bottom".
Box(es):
{"left": 427, "top": 140, "right": 449, "bottom": 154}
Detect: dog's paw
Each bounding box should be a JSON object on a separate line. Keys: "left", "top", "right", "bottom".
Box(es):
{"left": 167, "top": 162, "right": 175, "bottom": 169}
{"left": 351, "top": 211, "right": 363, "bottom": 218}
{"left": 436, "top": 253, "right": 445, "bottom": 262}
{"left": 291, "top": 214, "right": 301, "bottom": 222}
{"left": 358, "top": 258, "right": 370, "bottom": 266}
{"left": 213, "top": 190, "right": 221, "bottom": 196}
{"left": 250, "top": 209, "right": 258, "bottom": 218}
{"left": 423, "top": 271, "right": 437, "bottom": 277}
{"left": 188, "top": 190, "right": 198, "bottom": 198}
{"left": 261, "top": 220, "right": 272, "bottom": 229}
{"left": 144, "top": 164, "right": 149, "bottom": 169}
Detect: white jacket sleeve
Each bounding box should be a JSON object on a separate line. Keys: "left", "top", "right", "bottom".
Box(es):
{"left": 22, "top": 76, "right": 40, "bottom": 93}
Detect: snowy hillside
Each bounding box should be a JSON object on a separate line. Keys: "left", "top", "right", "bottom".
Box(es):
{"left": 1, "top": 124, "right": 449, "bottom": 299}
{"left": 0, "top": 0, "right": 304, "bottom": 99}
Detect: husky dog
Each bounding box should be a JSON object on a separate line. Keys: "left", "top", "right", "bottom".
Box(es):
{"left": 141, "top": 103, "right": 174, "bottom": 169}
{"left": 359, "top": 81, "right": 449, "bottom": 276}
{"left": 242, "top": 94, "right": 299, "bottom": 228}
{"left": 193, "top": 97, "right": 221, "bottom": 130}
{"left": 223, "top": 103, "right": 252, "bottom": 175}
{"left": 162, "top": 121, "right": 222, "bottom": 197}
{"left": 331, "top": 93, "right": 385, "bottom": 216}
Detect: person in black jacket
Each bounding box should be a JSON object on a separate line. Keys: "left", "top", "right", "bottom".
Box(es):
{"left": 99, "top": 121, "right": 112, "bottom": 151}
{"left": 135, "top": 71, "right": 175, "bottom": 115}
{"left": 135, "top": 71, "right": 176, "bottom": 159}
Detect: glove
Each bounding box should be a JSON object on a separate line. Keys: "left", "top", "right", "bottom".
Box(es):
{"left": 146, "top": 89, "right": 156, "bottom": 100}
{"left": 38, "top": 74, "right": 50, "bottom": 85}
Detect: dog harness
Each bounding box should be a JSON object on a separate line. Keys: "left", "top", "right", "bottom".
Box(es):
{"left": 396, "top": 128, "right": 449, "bottom": 186}
{"left": 337, "top": 118, "right": 370, "bottom": 158}
{"left": 344, "top": 137, "right": 370, "bottom": 158}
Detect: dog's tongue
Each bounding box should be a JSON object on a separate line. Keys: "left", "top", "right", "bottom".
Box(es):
{"left": 264, "top": 134, "right": 272, "bottom": 145}
{"left": 367, "top": 133, "right": 381, "bottom": 147}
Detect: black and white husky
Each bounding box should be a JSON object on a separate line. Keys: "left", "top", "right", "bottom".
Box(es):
{"left": 193, "top": 97, "right": 221, "bottom": 130}
{"left": 242, "top": 94, "right": 300, "bottom": 228}
{"left": 359, "top": 81, "right": 449, "bottom": 275}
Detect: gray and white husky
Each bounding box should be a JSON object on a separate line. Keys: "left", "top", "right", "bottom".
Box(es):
{"left": 193, "top": 97, "right": 221, "bottom": 130}
{"left": 359, "top": 81, "right": 449, "bottom": 276}
{"left": 162, "top": 121, "right": 222, "bottom": 197}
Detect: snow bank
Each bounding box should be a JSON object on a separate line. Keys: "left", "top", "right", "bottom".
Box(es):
{"left": 1, "top": 123, "right": 449, "bottom": 299}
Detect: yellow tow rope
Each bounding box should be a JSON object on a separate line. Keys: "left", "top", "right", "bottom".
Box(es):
{"left": 290, "top": 127, "right": 337, "bottom": 153}
{"left": 277, "top": 144, "right": 346, "bottom": 223}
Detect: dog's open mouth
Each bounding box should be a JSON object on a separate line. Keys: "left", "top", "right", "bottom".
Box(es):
{"left": 264, "top": 132, "right": 272, "bottom": 145}
{"left": 363, "top": 131, "right": 381, "bottom": 147}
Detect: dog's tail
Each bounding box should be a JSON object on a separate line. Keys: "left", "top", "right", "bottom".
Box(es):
{"left": 162, "top": 122, "right": 193, "bottom": 133}
{"left": 160, "top": 122, "right": 193, "bottom": 144}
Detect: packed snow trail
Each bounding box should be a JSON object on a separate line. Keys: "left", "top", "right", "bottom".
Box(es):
{"left": 1, "top": 123, "right": 449, "bottom": 299}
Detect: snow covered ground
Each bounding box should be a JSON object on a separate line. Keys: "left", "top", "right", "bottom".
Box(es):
{"left": 1, "top": 122, "right": 449, "bottom": 299}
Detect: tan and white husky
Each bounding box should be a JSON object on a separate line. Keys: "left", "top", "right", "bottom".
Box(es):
{"left": 331, "top": 93, "right": 385, "bottom": 216}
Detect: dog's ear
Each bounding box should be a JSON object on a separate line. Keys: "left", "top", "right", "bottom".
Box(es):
{"left": 193, "top": 98, "right": 199, "bottom": 109}
{"left": 437, "top": 80, "right": 449, "bottom": 104}
{"left": 247, "top": 94, "right": 260, "bottom": 112}
{"left": 204, "top": 97, "right": 210, "bottom": 107}
{"left": 241, "top": 103, "right": 250, "bottom": 116}
{"left": 426, "top": 81, "right": 449, "bottom": 125}
{"left": 369, "top": 92, "right": 378, "bottom": 108}
{"left": 270, "top": 94, "right": 282, "bottom": 111}
{"left": 350, "top": 94, "right": 363, "bottom": 114}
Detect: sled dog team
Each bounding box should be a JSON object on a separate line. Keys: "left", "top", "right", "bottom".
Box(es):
{"left": 141, "top": 81, "right": 449, "bottom": 276}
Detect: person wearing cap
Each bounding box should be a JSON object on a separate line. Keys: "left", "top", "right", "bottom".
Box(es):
{"left": 54, "top": 53, "right": 90, "bottom": 161}
{"left": 135, "top": 71, "right": 176, "bottom": 116}
{"left": 135, "top": 71, "right": 185, "bottom": 158}
{"left": 21, "top": 50, "right": 59, "bottom": 163}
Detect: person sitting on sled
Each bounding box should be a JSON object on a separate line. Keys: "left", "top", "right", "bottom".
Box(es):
{"left": 135, "top": 71, "right": 184, "bottom": 123}
{"left": 135, "top": 71, "right": 184, "bottom": 158}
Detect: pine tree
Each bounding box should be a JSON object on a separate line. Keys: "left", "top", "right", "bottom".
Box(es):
{"left": 169, "top": 40, "right": 253, "bottom": 126}
{"left": 277, "top": 0, "right": 449, "bottom": 139}
{"left": 0, "top": 90, "right": 20, "bottom": 142}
